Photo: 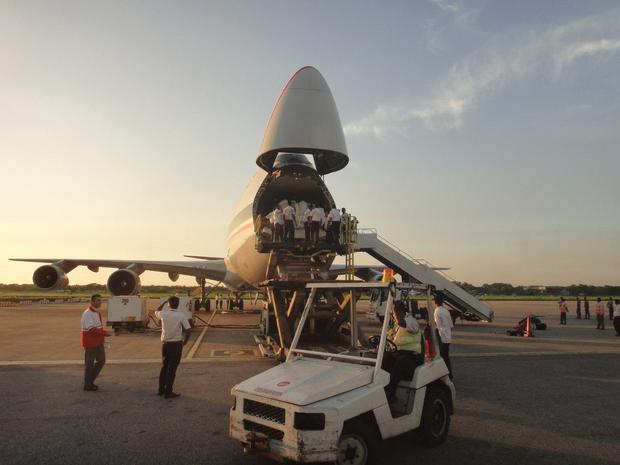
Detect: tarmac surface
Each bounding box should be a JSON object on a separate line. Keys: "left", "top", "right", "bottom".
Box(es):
{"left": 0, "top": 299, "right": 619, "bottom": 464}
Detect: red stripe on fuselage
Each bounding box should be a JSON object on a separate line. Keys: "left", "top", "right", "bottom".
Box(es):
{"left": 228, "top": 220, "right": 253, "bottom": 240}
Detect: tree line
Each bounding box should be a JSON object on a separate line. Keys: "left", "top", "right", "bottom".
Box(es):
{"left": 457, "top": 282, "right": 620, "bottom": 297}
{"left": 1, "top": 282, "right": 618, "bottom": 297}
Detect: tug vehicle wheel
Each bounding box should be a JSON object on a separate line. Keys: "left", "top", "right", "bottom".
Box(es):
{"left": 417, "top": 387, "right": 451, "bottom": 447}
{"left": 336, "top": 421, "right": 376, "bottom": 465}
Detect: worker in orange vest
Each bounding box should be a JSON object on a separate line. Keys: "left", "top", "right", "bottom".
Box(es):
{"left": 558, "top": 297, "right": 569, "bottom": 325}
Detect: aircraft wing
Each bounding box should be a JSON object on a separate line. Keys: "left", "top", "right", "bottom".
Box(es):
{"left": 10, "top": 257, "right": 227, "bottom": 282}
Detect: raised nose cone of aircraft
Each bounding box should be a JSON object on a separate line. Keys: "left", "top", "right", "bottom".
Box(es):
{"left": 257, "top": 67, "right": 348, "bottom": 175}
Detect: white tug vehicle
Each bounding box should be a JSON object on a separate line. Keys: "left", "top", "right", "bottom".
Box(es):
{"left": 229, "top": 281, "right": 454, "bottom": 465}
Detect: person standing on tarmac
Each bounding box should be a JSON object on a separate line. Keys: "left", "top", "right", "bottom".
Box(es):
{"left": 607, "top": 297, "right": 614, "bottom": 321}
{"left": 283, "top": 202, "right": 297, "bottom": 242}
{"left": 433, "top": 294, "right": 453, "bottom": 379}
{"left": 576, "top": 296, "right": 582, "bottom": 319}
{"left": 559, "top": 297, "right": 569, "bottom": 325}
{"left": 155, "top": 296, "right": 191, "bottom": 399}
{"left": 81, "top": 294, "right": 111, "bottom": 391}
{"left": 613, "top": 299, "right": 620, "bottom": 337}
{"left": 584, "top": 297, "right": 590, "bottom": 320}
{"left": 595, "top": 297, "right": 606, "bottom": 330}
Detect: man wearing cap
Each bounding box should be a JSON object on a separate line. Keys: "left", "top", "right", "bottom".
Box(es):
{"left": 155, "top": 296, "right": 191, "bottom": 399}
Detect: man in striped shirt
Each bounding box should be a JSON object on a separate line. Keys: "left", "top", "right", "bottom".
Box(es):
{"left": 81, "top": 294, "right": 110, "bottom": 391}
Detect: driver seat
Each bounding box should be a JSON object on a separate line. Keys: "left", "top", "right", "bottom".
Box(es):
{"left": 396, "top": 332, "right": 426, "bottom": 386}
{"left": 390, "top": 335, "right": 428, "bottom": 417}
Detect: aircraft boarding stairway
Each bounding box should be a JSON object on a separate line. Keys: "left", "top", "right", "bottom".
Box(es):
{"left": 355, "top": 229, "right": 494, "bottom": 322}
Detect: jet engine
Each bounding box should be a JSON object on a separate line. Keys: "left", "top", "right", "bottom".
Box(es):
{"left": 107, "top": 269, "right": 141, "bottom": 296}
{"left": 33, "top": 265, "right": 69, "bottom": 290}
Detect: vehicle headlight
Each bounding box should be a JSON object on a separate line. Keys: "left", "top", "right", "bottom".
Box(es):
{"left": 294, "top": 412, "right": 325, "bottom": 431}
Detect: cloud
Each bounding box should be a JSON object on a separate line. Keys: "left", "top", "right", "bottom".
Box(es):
{"left": 425, "top": 19, "right": 445, "bottom": 55}
{"left": 430, "top": 0, "right": 460, "bottom": 15}
{"left": 429, "top": 0, "right": 476, "bottom": 27}
{"left": 344, "top": 14, "right": 620, "bottom": 139}
{"left": 554, "top": 38, "right": 620, "bottom": 73}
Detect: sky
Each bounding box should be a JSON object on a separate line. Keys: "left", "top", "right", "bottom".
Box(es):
{"left": 1, "top": 0, "right": 619, "bottom": 286}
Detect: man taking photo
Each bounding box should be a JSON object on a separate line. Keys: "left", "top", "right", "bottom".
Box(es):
{"left": 155, "top": 296, "right": 191, "bottom": 399}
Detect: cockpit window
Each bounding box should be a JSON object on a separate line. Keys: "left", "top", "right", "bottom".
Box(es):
{"left": 273, "top": 152, "right": 315, "bottom": 170}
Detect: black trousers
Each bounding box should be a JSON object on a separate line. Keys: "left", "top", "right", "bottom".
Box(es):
{"left": 382, "top": 351, "right": 424, "bottom": 401}
{"left": 560, "top": 313, "right": 567, "bottom": 325}
{"left": 614, "top": 316, "right": 620, "bottom": 335}
{"left": 284, "top": 220, "right": 295, "bottom": 242}
{"left": 576, "top": 306, "right": 581, "bottom": 319}
{"left": 609, "top": 307, "right": 614, "bottom": 321}
{"left": 330, "top": 221, "right": 341, "bottom": 244}
{"left": 310, "top": 221, "right": 320, "bottom": 244}
{"left": 584, "top": 307, "right": 590, "bottom": 319}
{"left": 84, "top": 345, "right": 106, "bottom": 388}
{"left": 439, "top": 341, "right": 452, "bottom": 379}
{"left": 596, "top": 315, "right": 605, "bottom": 330}
{"left": 159, "top": 341, "right": 183, "bottom": 395}
{"left": 304, "top": 223, "right": 311, "bottom": 242}
{"left": 274, "top": 224, "right": 284, "bottom": 242}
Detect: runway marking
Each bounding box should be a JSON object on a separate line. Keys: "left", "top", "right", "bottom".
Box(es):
{"left": 186, "top": 326, "right": 208, "bottom": 359}
{"left": 0, "top": 356, "right": 269, "bottom": 367}
{"left": 564, "top": 375, "right": 620, "bottom": 384}
{"left": 210, "top": 349, "right": 257, "bottom": 357}
{"left": 186, "top": 309, "right": 220, "bottom": 359}
{"left": 453, "top": 349, "right": 620, "bottom": 358}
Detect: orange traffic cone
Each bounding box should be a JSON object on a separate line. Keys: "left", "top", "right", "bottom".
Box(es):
{"left": 524, "top": 316, "right": 534, "bottom": 337}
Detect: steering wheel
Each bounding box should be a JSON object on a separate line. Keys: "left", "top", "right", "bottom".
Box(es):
{"left": 367, "top": 335, "right": 398, "bottom": 353}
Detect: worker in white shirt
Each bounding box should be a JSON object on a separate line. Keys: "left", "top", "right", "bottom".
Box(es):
{"left": 81, "top": 294, "right": 111, "bottom": 391}
{"left": 272, "top": 206, "right": 285, "bottom": 242}
{"left": 326, "top": 206, "right": 342, "bottom": 245}
{"left": 155, "top": 296, "right": 191, "bottom": 399}
{"left": 283, "top": 202, "right": 297, "bottom": 242}
{"left": 433, "top": 294, "right": 454, "bottom": 379}
{"left": 310, "top": 205, "right": 325, "bottom": 245}
{"left": 268, "top": 210, "right": 276, "bottom": 241}
{"left": 302, "top": 204, "right": 313, "bottom": 244}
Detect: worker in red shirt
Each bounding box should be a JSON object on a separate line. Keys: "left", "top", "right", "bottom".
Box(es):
{"left": 558, "top": 297, "right": 569, "bottom": 325}
{"left": 81, "top": 294, "right": 110, "bottom": 391}
{"left": 595, "top": 297, "right": 606, "bottom": 330}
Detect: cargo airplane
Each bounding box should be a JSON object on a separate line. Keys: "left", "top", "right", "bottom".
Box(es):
{"left": 11, "top": 67, "right": 381, "bottom": 302}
